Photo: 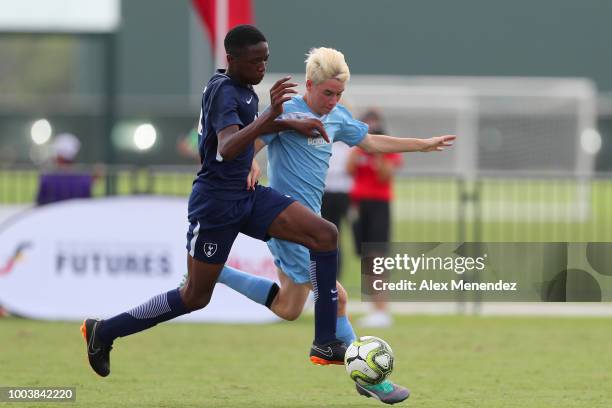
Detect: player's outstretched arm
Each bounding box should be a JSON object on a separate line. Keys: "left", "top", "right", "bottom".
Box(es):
{"left": 281, "top": 118, "right": 329, "bottom": 142}
{"left": 260, "top": 116, "right": 329, "bottom": 142}
{"left": 217, "top": 77, "right": 300, "bottom": 161}
{"left": 358, "top": 133, "right": 456, "bottom": 154}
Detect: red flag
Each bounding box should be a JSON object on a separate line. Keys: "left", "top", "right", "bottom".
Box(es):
{"left": 191, "top": 0, "right": 254, "bottom": 51}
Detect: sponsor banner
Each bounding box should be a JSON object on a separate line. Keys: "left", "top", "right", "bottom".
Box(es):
{"left": 361, "top": 242, "right": 612, "bottom": 302}
{"left": 0, "top": 197, "right": 279, "bottom": 323}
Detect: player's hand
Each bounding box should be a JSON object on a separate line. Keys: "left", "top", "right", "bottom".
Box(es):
{"left": 286, "top": 118, "right": 330, "bottom": 143}
{"left": 246, "top": 158, "right": 261, "bottom": 190}
{"left": 269, "top": 76, "right": 298, "bottom": 117}
{"left": 421, "top": 135, "right": 456, "bottom": 152}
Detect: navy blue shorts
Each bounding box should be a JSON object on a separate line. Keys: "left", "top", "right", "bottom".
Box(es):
{"left": 186, "top": 184, "right": 295, "bottom": 264}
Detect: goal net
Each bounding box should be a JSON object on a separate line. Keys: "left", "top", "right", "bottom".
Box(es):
{"left": 255, "top": 75, "right": 598, "bottom": 226}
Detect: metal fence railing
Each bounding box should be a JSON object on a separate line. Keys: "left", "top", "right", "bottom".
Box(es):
{"left": 391, "top": 173, "right": 612, "bottom": 242}
{"left": 0, "top": 165, "right": 197, "bottom": 204}
{"left": 1, "top": 166, "right": 612, "bottom": 242}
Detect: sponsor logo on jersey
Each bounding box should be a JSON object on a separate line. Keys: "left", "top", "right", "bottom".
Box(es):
{"left": 308, "top": 137, "right": 327, "bottom": 146}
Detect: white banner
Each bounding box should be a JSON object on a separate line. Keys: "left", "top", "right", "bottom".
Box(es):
{"left": 0, "top": 197, "right": 279, "bottom": 323}
{"left": 0, "top": 0, "right": 121, "bottom": 33}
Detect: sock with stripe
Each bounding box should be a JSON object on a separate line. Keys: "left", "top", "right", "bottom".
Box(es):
{"left": 336, "top": 315, "right": 356, "bottom": 346}
{"left": 309, "top": 249, "right": 339, "bottom": 345}
{"left": 217, "top": 265, "right": 279, "bottom": 308}
{"left": 97, "top": 288, "right": 188, "bottom": 344}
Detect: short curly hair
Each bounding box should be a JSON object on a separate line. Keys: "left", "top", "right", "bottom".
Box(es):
{"left": 224, "top": 25, "right": 267, "bottom": 56}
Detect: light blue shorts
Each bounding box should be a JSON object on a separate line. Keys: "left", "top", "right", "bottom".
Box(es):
{"left": 266, "top": 238, "right": 311, "bottom": 284}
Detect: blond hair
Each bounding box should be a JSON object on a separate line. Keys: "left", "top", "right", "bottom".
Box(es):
{"left": 305, "top": 47, "right": 350, "bottom": 85}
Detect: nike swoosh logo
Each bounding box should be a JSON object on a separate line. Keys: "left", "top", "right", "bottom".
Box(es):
{"left": 331, "top": 289, "right": 338, "bottom": 294}
{"left": 311, "top": 345, "right": 333, "bottom": 358}
{"left": 246, "top": 96, "right": 253, "bottom": 104}
{"left": 88, "top": 321, "right": 101, "bottom": 355}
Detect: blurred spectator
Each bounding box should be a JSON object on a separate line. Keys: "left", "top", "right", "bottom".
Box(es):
{"left": 347, "top": 109, "right": 402, "bottom": 328}
{"left": 36, "top": 133, "right": 95, "bottom": 205}
{"left": 176, "top": 126, "right": 201, "bottom": 163}
{"left": 321, "top": 141, "right": 352, "bottom": 278}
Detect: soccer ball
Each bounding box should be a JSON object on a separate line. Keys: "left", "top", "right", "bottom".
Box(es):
{"left": 344, "top": 336, "right": 394, "bottom": 385}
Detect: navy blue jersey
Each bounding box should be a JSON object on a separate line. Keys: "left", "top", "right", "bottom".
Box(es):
{"left": 192, "top": 70, "right": 259, "bottom": 204}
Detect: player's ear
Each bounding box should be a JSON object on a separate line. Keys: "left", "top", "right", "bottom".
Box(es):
{"left": 305, "top": 79, "right": 313, "bottom": 92}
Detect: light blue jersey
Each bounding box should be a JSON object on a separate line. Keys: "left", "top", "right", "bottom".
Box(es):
{"left": 261, "top": 95, "right": 368, "bottom": 283}
{"left": 261, "top": 95, "right": 367, "bottom": 214}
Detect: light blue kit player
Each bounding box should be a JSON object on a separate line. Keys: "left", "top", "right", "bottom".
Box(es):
{"left": 216, "top": 47, "right": 456, "bottom": 404}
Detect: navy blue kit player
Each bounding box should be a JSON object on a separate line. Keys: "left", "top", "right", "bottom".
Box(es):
{"left": 81, "top": 25, "right": 346, "bottom": 377}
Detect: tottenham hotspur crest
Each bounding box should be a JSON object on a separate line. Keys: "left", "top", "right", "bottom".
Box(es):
{"left": 203, "top": 243, "right": 217, "bottom": 258}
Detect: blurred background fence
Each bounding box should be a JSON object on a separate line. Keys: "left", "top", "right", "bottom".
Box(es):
{"left": 2, "top": 166, "right": 611, "bottom": 243}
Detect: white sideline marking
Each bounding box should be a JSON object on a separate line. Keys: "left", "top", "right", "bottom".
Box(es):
{"left": 343, "top": 301, "right": 612, "bottom": 317}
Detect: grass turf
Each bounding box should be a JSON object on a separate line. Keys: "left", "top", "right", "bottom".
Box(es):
{"left": 1, "top": 314, "right": 611, "bottom": 407}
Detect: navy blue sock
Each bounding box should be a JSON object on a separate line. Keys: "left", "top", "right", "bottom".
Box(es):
{"left": 309, "top": 249, "right": 338, "bottom": 345}
{"left": 97, "top": 288, "right": 188, "bottom": 344}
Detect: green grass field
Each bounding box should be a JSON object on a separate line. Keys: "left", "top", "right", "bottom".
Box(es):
{"left": 1, "top": 315, "right": 611, "bottom": 407}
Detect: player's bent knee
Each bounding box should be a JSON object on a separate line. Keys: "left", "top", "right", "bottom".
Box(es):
{"left": 282, "top": 309, "right": 302, "bottom": 321}
{"left": 311, "top": 221, "right": 338, "bottom": 251}
{"left": 275, "top": 303, "right": 303, "bottom": 321}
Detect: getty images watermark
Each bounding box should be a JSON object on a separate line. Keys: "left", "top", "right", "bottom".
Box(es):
{"left": 370, "top": 252, "right": 516, "bottom": 292}
{"left": 361, "top": 243, "right": 612, "bottom": 302}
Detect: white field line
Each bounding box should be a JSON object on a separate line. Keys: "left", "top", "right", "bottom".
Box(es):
{"left": 341, "top": 301, "right": 612, "bottom": 317}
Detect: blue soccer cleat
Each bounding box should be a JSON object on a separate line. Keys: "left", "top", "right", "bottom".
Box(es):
{"left": 355, "top": 379, "right": 410, "bottom": 405}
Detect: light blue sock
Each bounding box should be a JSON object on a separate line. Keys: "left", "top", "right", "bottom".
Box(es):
{"left": 336, "top": 315, "right": 356, "bottom": 346}
{"left": 217, "top": 265, "right": 279, "bottom": 308}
